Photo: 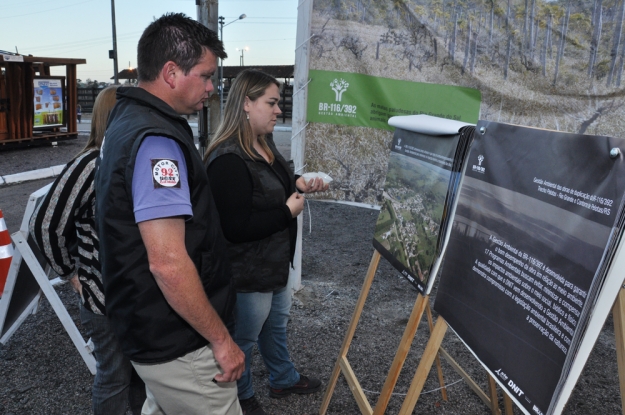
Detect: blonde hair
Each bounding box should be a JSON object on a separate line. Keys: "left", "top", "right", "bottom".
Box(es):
{"left": 204, "top": 69, "right": 280, "bottom": 163}
{"left": 75, "top": 85, "right": 119, "bottom": 158}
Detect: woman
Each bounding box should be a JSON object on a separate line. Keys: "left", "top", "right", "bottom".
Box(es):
{"left": 205, "top": 69, "right": 327, "bottom": 415}
{"left": 30, "top": 85, "right": 146, "bottom": 415}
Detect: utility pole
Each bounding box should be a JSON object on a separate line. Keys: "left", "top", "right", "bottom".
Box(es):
{"left": 196, "top": 0, "right": 220, "bottom": 155}
{"left": 110, "top": 0, "right": 119, "bottom": 84}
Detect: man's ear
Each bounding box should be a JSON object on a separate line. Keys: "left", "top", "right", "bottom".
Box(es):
{"left": 162, "top": 61, "right": 178, "bottom": 89}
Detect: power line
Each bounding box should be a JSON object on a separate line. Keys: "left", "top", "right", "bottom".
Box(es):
{"left": 0, "top": 0, "right": 99, "bottom": 19}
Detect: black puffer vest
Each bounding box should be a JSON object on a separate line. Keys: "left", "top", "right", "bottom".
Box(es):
{"left": 95, "top": 87, "right": 234, "bottom": 363}
{"left": 207, "top": 136, "right": 297, "bottom": 292}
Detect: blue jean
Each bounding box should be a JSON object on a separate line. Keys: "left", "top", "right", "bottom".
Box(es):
{"left": 80, "top": 304, "right": 146, "bottom": 415}
{"left": 234, "top": 287, "right": 300, "bottom": 400}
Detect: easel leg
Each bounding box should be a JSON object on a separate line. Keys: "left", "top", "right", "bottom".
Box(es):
{"left": 425, "top": 301, "right": 448, "bottom": 401}
{"left": 398, "top": 317, "right": 448, "bottom": 415}
{"left": 487, "top": 374, "right": 500, "bottom": 415}
{"left": 319, "top": 251, "right": 381, "bottom": 415}
{"left": 372, "top": 293, "right": 428, "bottom": 414}
{"left": 503, "top": 392, "right": 514, "bottom": 415}
{"left": 612, "top": 287, "right": 625, "bottom": 415}
{"left": 437, "top": 347, "right": 498, "bottom": 412}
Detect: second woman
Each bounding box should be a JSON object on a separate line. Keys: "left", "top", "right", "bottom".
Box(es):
{"left": 205, "top": 69, "right": 327, "bottom": 415}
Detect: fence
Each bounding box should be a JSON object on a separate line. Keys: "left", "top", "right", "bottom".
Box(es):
{"left": 77, "top": 86, "right": 105, "bottom": 113}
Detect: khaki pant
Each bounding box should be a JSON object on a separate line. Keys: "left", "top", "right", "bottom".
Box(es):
{"left": 132, "top": 345, "right": 241, "bottom": 415}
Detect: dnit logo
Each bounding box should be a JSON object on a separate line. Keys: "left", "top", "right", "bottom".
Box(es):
{"left": 330, "top": 78, "right": 349, "bottom": 101}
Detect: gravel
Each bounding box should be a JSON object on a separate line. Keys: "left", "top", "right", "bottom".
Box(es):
{"left": 0, "top": 135, "right": 622, "bottom": 415}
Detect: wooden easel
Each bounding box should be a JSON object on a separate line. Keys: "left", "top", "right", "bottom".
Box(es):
{"left": 397, "top": 286, "right": 625, "bottom": 415}
{"left": 319, "top": 251, "right": 501, "bottom": 415}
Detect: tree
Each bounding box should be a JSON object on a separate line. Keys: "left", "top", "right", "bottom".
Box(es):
{"left": 523, "top": 0, "right": 530, "bottom": 55}
{"left": 607, "top": 0, "right": 625, "bottom": 86}
{"left": 588, "top": 0, "right": 603, "bottom": 79}
{"left": 529, "top": 0, "right": 537, "bottom": 59}
{"left": 504, "top": 0, "right": 512, "bottom": 80}
{"left": 463, "top": 17, "right": 472, "bottom": 74}
{"left": 617, "top": 30, "right": 625, "bottom": 86}
{"left": 553, "top": 0, "right": 570, "bottom": 86}
{"left": 488, "top": 0, "right": 495, "bottom": 56}
{"left": 470, "top": 13, "right": 481, "bottom": 73}
{"left": 450, "top": 3, "right": 459, "bottom": 60}
{"left": 541, "top": 12, "right": 552, "bottom": 77}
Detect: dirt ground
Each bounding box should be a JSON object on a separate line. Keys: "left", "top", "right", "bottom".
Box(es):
{"left": 0, "top": 137, "right": 622, "bottom": 414}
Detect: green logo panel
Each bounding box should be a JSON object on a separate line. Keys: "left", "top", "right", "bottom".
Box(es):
{"left": 306, "top": 70, "right": 481, "bottom": 130}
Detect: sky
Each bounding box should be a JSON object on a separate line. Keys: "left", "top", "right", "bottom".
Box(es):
{"left": 1, "top": 0, "right": 299, "bottom": 83}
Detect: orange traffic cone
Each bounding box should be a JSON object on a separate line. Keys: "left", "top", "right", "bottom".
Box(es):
{"left": 0, "top": 209, "right": 13, "bottom": 296}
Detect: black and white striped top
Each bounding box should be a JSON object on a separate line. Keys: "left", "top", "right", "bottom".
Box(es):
{"left": 30, "top": 149, "right": 105, "bottom": 315}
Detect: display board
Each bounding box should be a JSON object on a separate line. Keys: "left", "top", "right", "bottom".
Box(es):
{"left": 299, "top": 0, "right": 625, "bottom": 206}
{"left": 372, "top": 115, "right": 473, "bottom": 293}
{"left": 33, "top": 77, "right": 65, "bottom": 129}
{"left": 434, "top": 120, "right": 625, "bottom": 415}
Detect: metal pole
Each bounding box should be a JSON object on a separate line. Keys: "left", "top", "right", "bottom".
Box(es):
{"left": 219, "top": 14, "right": 246, "bottom": 118}
{"left": 219, "top": 16, "right": 225, "bottom": 118}
{"left": 111, "top": 0, "right": 119, "bottom": 85}
{"left": 197, "top": 0, "right": 219, "bottom": 155}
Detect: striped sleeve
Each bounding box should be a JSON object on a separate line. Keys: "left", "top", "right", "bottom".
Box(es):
{"left": 29, "top": 150, "right": 98, "bottom": 279}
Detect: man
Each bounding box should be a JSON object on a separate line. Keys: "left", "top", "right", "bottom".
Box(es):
{"left": 95, "top": 13, "right": 244, "bottom": 415}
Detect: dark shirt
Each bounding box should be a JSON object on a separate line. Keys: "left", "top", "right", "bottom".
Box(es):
{"left": 207, "top": 153, "right": 292, "bottom": 244}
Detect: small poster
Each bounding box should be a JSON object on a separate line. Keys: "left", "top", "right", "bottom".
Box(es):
{"left": 33, "top": 78, "right": 64, "bottom": 128}
{"left": 372, "top": 115, "right": 474, "bottom": 294}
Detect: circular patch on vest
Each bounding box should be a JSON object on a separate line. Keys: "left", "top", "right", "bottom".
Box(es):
{"left": 151, "top": 159, "right": 181, "bottom": 188}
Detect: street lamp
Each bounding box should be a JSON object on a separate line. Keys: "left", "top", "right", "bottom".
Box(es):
{"left": 219, "top": 13, "right": 246, "bottom": 117}
{"left": 236, "top": 47, "right": 249, "bottom": 66}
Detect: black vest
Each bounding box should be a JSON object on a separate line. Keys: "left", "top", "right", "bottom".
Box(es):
{"left": 95, "top": 87, "right": 234, "bottom": 363}
{"left": 207, "top": 136, "right": 297, "bottom": 292}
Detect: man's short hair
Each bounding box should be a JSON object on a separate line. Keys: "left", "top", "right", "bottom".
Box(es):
{"left": 137, "top": 12, "right": 227, "bottom": 82}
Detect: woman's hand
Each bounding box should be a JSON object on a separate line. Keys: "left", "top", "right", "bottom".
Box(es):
{"left": 68, "top": 274, "right": 82, "bottom": 296}
{"left": 296, "top": 176, "right": 329, "bottom": 193}
{"left": 286, "top": 192, "right": 305, "bottom": 217}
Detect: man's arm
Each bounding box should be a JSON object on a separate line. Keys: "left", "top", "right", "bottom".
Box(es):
{"left": 138, "top": 216, "right": 244, "bottom": 382}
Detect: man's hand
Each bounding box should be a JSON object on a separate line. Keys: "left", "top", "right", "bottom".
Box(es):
{"left": 211, "top": 335, "right": 245, "bottom": 382}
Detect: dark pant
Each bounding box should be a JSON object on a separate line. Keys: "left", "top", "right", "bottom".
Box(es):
{"left": 80, "top": 304, "right": 146, "bottom": 415}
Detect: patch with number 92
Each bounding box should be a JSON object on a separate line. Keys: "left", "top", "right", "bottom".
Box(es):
{"left": 151, "top": 159, "right": 181, "bottom": 188}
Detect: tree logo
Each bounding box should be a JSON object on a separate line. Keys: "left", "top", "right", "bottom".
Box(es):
{"left": 330, "top": 78, "right": 349, "bottom": 101}
{"left": 473, "top": 155, "right": 485, "bottom": 173}
{"left": 394, "top": 137, "right": 403, "bottom": 151}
